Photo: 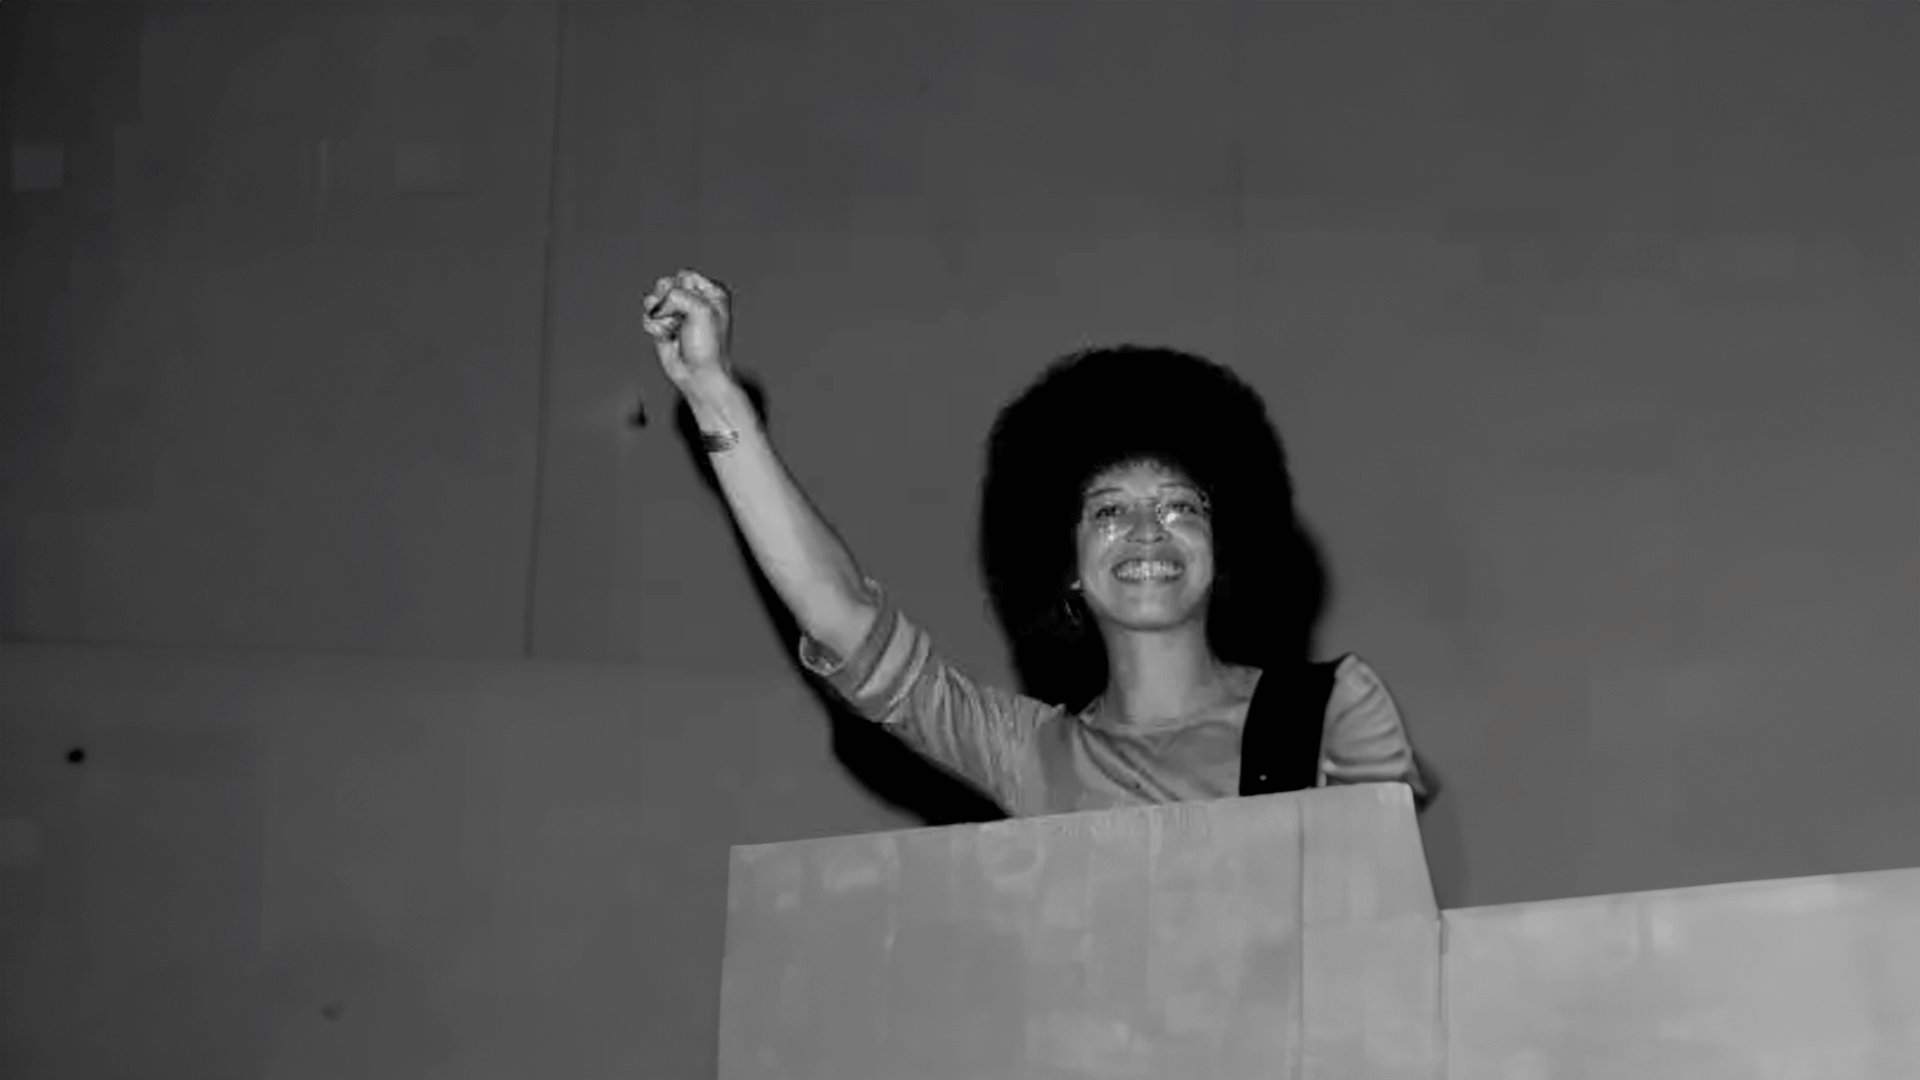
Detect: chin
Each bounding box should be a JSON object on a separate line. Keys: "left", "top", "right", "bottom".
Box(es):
{"left": 1091, "top": 593, "right": 1208, "bottom": 632}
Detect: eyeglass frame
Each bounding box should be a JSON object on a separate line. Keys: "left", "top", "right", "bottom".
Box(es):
{"left": 1077, "top": 491, "right": 1213, "bottom": 538}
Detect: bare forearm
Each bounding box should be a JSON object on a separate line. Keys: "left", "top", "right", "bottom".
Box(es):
{"left": 689, "top": 380, "right": 878, "bottom": 658}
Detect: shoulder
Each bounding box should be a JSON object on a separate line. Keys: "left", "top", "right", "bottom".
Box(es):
{"left": 1316, "top": 652, "right": 1430, "bottom": 799}
{"left": 1241, "top": 654, "right": 1403, "bottom": 733}
{"left": 1324, "top": 653, "right": 1396, "bottom": 715}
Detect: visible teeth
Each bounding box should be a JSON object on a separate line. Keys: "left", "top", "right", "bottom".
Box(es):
{"left": 1115, "top": 560, "right": 1182, "bottom": 581}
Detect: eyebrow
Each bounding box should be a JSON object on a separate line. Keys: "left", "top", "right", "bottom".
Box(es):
{"left": 1082, "top": 481, "right": 1205, "bottom": 500}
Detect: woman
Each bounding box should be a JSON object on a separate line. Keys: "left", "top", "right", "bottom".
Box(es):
{"left": 644, "top": 268, "right": 1428, "bottom": 817}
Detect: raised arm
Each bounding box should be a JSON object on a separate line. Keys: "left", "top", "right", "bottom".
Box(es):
{"left": 643, "top": 270, "right": 877, "bottom": 660}
{"left": 642, "top": 270, "right": 1050, "bottom": 812}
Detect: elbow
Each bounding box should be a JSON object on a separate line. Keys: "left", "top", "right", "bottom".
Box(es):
{"left": 801, "top": 599, "right": 881, "bottom": 670}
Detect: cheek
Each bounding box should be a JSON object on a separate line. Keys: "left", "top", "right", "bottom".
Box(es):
{"left": 1188, "top": 530, "right": 1215, "bottom": 561}
{"left": 1074, "top": 535, "right": 1105, "bottom": 583}
{"left": 1183, "top": 540, "right": 1218, "bottom": 589}
{"left": 1192, "top": 541, "right": 1216, "bottom": 572}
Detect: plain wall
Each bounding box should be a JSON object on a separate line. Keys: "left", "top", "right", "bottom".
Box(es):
{"left": 0, "top": 642, "right": 898, "bottom": 1080}
{"left": 4, "top": 3, "right": 1920, "bottom": 1077}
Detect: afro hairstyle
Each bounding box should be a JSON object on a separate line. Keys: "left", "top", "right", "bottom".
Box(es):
{"left": 977, "top": 345, "right": 1327, "bottom": 711}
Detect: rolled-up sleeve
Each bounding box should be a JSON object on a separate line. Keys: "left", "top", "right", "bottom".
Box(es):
{"left": 799, "top": 585, "right": 1047, "bottom": 810}
{"left": 1318, "top": 654, "right": 1431, "bottom": 804}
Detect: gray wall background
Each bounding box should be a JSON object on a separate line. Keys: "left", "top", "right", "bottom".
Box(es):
{"left": 4, "top": 3, "right": 1919, "bottom": 1076}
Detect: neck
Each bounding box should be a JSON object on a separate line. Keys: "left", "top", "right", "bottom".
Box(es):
{"left": 1094, "top": 620, "right": 1233, "bottom": 727}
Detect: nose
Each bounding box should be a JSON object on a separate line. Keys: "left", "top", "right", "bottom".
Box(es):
{"left": 1122, "top": 501, "right": 1169, "bottom": 540}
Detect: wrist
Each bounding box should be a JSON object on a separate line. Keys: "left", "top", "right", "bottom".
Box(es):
{"left": 684, "top": 372, "right": 756, "bottom": 435}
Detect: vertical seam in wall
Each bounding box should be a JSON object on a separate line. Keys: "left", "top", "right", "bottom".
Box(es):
{"left": 522, "top": 0, "right": 570, "bottom": 659}
{"left": 1228, "top": 0, "right": 1247, "bottom": 368}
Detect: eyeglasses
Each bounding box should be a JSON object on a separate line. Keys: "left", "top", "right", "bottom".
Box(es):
{"left": 1080, "top": 493, "right": 1212, "bottom": 537}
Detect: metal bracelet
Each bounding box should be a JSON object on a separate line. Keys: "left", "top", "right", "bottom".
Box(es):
{"left": 698, "top": 428, "right": 741, "bottom": 454}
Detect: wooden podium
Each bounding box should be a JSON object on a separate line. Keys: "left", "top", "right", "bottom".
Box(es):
{"left": 716, "top": 784, "right": 1920, "bottom": 1079}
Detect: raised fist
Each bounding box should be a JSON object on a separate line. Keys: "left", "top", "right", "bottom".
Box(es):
{"left": 643, "top": 269, "right": 733, "bottom": 396}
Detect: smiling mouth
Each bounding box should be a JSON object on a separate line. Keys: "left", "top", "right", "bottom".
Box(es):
{"left": 1112, "top": 558, "right": 1184, "bottom": 583}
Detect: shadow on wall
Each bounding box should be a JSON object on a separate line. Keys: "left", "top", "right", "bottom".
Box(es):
{"left": 1416, "top": 759, "right": 1465, "bottom": 908}
{"left": 671, "top": 381, "right": 1007, "bottom": 826}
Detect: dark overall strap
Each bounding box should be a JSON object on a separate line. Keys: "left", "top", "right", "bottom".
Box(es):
{"left": 1238, "top": 661, "right": 1337, "bottom": 797}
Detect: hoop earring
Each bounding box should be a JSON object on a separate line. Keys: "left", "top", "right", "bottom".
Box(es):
{"left": 1061, "top": 591, "right": 1083, "bottom": 630}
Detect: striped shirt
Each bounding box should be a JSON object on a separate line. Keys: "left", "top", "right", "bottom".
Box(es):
{"left": 800, "top": 590, "right": 1428, "bottom": 817}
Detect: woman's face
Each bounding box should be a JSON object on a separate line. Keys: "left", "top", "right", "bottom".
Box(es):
{"left": 1073, "top": 459, "right": 1215, "bottom": 632}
